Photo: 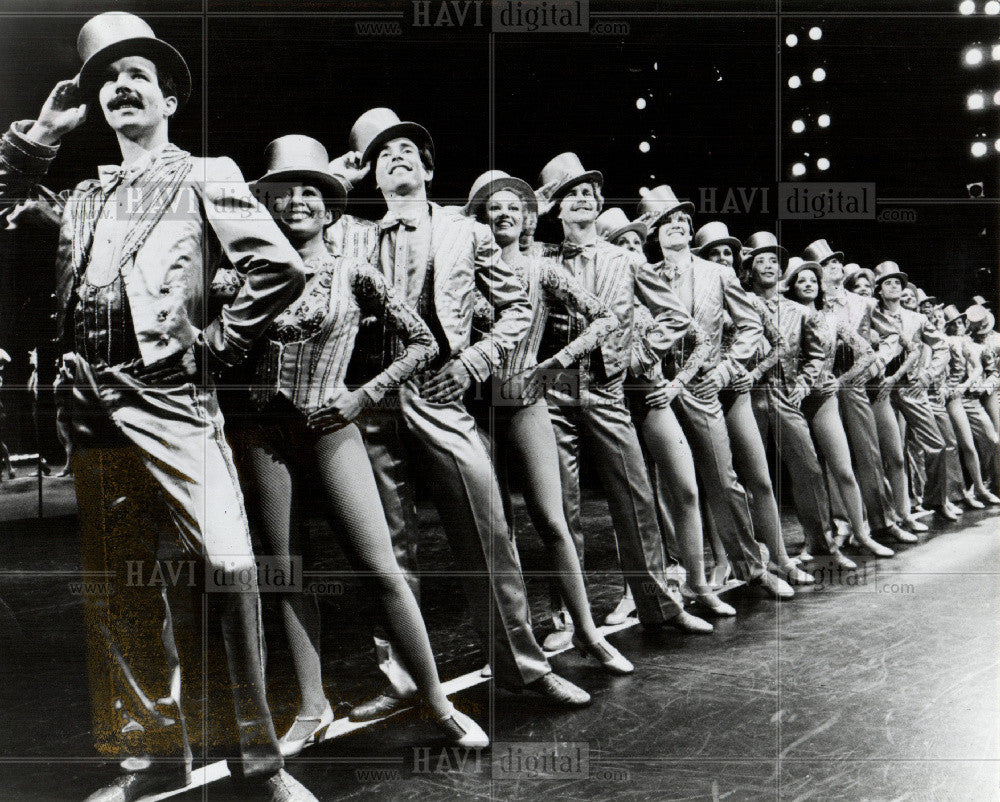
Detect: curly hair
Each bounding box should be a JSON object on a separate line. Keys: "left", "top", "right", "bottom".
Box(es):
{"left": 785, "top": 264, "right": 825, "bottom": 308}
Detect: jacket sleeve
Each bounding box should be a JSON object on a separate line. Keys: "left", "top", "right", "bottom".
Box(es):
{"left": 749, "top": 296, "right": 788, "bottom": 383}
{"left": 0, "top": 121, "right": 66, "bottom": 227}
{"left": 720, "top": 264, "right": 764, "bottom": 383}
{"left": 633, "top": 259, "right": 703, "bottom": 360}
{"left": 538, "top": 260, "right": 617, "bottom": 368}
{"left": 352, "top": 262, "right": 438, "bottom": 403}
{"left": 629, "top": 300, "right": 663, "bottom": 380}
{"left": 796, "top": 310, "right": 827, "bottom": 389}
{"left": 196, "top": 156, "right": 310, "bottom": 367}
{"left": 457, "top": 221, "right": 532, "bottom": 381}
{"left": 837, "top": 317, "right": 878, "bottom": 386}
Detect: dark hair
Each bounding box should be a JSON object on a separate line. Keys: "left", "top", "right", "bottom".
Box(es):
{"left": 786, "top": 265, "right": 825, "bottom": 308}
{"left": 157, "top": 70, "right": 179, "bottom": 104}
{"left": 657, "top": 210, "right": 693, "bottom": 239}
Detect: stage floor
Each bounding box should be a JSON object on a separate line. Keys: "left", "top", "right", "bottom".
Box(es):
{"left": 1, "top": 480, "right": 997, "bottom": 801}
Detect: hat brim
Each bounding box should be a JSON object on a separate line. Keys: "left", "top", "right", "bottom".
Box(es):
{"left": 361, "top": 122, "right": 434, "bottom": 167}
{"left": 79, "top": 37, "right": 192, "bottom": 106}
{"left": 694, "top": 236, "right": 742, "bottom": 257}
{"left": 465, "top": 176, "right": 538, "bottom": 218}
{"left": 646, "top": 201, "right": 696, "bottom": 230}
{"left": 606, "top": 221, "right": 649, "bottom": 244}
{"left": 782, "top": 261, "right": 823, "bottom": 294}
{"left": 546, "top": 170, "right": 604, "bottom": 212}
{"left": 747, "top": 244, "right": 789, "bottom": 268}
{"left": 819, "top": 251, "right": 845, "bottom": 264}
{"left": 250, "top": 169, "right": 348, "bottom": 213}
{"left": 874, "top": 271, "right": 908, "bottom": 288}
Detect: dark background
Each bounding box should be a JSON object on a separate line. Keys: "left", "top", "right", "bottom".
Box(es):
{"left": 0, "top": 1, "right": 997, "bottom": 454}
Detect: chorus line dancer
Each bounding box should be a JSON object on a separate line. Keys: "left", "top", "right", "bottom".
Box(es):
{"left": 529, "top": 155, "right": 714, "bottom": 650}
{"left": 333, "top": 111, "right": 591, "bottom": 722}
{"left": 0, "top": 12, "right": 319, "bottom": 801}
{"left": 964, "top": 304, "right": 1000, "bottom": 489}
{"left": 634, "top": 187, "right": 794, "bottom": 598}
{"left": 465, "top": 171, "right": 634, "bottom": 673}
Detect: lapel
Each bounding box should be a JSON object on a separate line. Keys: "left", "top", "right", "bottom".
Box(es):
{"left": 429, "top": 203, "right": 468, "bottom": 295}
{"left": 689, "top": 256, "right": 713, "bottom": 325}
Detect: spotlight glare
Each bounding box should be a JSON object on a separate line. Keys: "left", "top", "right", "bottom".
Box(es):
{"left": 995, "top": 90, "right": 1000, "bottom": 105}
{"left": 971, "top": 141, "right": 988, "bottom": 157}
{"left": 818, "top": 113, "right": 831, "bottom": 127}
{"left": 653, "top": 61, "right": 658, "bottom": 70}
{"left": 791, "top": 119, "right": 806, "bottom": 133}
{"left": 636, "top": 97, "right": 647, "bottom": 109}
{"left": 995, "top": 138, "right": 1000, "bottom": 152}
{"left": 809, "top": 26, "right": 822, "bottom": 40}
{"left": 959, "top": 0, "right": 975, "bottom": 14}
{"left": 985, "top": 0, "right": 999, "bottom": 13}
{"left": 968, "top": 92, "right": 985, "bottom": 110}
{"left": 639, "top": 186, "right": 650, "bottom": 196}
{"left": 786, "top": 33, "right": 798, "bottom": 47}
{"left": 817, "top": 157, "right": 831, "bottom": 171}
{"left": 812, "top": 67, "right": 827, "bottom": 82}
{"left": 965, "top": 47, "right": 984, "bottom": 66}
{"left": 639, "top": 141, "right": 651, "bottom": 153}
{"left": 792, "top": 162, "right": 806, "bottom": 177}
{"left": 788, "top": 75, "right": 802, "bottom": 88}
{"left": 992, "top": 44, "right": 1000, "bottom": 60}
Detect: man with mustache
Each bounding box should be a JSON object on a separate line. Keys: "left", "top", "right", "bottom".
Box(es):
{"left": 0, "top": 12, "right": 318, "bottom": 802}
{"left": 339, "top": 111, "right": 592, "bottom": 721}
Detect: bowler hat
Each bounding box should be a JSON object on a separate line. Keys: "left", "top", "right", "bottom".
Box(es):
{"left": 802, "top": 238, "right": 844, "bottom": 265}
{"left": 636, "top": 185, "right": 694, "bottom": 230}
{"left": 465, "top": 170, "right": 537, "bottom": 218}
{"left": 536, "top": 153, "right": 603, "bottom": 210}
{"left": 252, "top": 135, "right": 347, "bottom": 214}
{"left": 596, "top": 207, "right": 648, "bottom": 243}
{"left": 78, "top": 12, "right": 191, "bottom": 105}
{"left": 349, "top": 108, "right": 434, "bottom": 167}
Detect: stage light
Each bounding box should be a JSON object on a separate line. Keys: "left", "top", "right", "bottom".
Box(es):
{"left": 985, "top": 0, "right": 999, "bottom": 13}
{"left": 636, "top": 97, "right": 647, "bottom": 109}
{"left": 812, "top": 67, "right": 827, "bottom": 82}
{"left": 639, "top": 186, "right": 650, "bottom": 196}
{"left": 959, "top": 0, "right": 976, "bottom": 14}
{"left": 994, "top": 90, "right": 1000, "bottom": 104}
{"left": 788, "top": 75, "right": 802, "bottom": 88}
{"left": 992, "top": 44, "right": 1000, "bottom": 59}
{"left": 968, "top": 92, "right": 986, "bottom": 109}
{"left": 967, "top": 182, "right": 984, "bottom": 197}
{"left": 996, "top": 138, "right": 1000, "bottom": 151}
{"left": 809, "top": 26, "right": 822, "bottom": 40}
{"left": 818, "top": 113, "right": 831, "bottom": 127}
{"left": 791, "top": 119, "right": 806, "bottom": 133}
{"left": 965, "top": 47, "right": 984, "bottom": 66}
{"left": 817, "top": 157, "right": 830, "bottom": 171}
{"left": 971, "top": 141, "right": 988, "bottom": 157}
{"left": 792, "top": 162, "right": 806, "bottom": 177}
{"left": 653, "top": 61, "right": 658, "bottom": 70}
{"left": 639, "top": 141, "right": 651, "bottom": 153}
{"left": 786, "top": 33, "right": 798, "bottom": 47}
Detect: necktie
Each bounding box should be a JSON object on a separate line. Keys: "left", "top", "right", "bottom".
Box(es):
{"left": 561, "top": 241, "right": 597, "bottom": 260}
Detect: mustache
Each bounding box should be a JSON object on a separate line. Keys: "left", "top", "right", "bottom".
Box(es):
{"left": 107, "top": 91, "right": 144, "bottom": 111}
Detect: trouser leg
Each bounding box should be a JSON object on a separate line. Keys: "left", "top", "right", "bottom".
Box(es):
{"left": 838, "top": 384, "right": 893, "bottom": 530}
{"left": 896, "top": 389, "right": 948, "bottom": 512}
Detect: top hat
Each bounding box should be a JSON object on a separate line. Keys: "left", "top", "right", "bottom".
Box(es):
{"left": 636, "top": 185, "right": 695, "bottom": 230}
{"left": 972, "top": 294, "right": 990, "bottom": 308}
{"left": 873, "top": 260, "right": 908, "bottom": 288}
{"left": 844, "top": 264, "right": 875, "bottom": 291}
{"left": 942, "top": 304, "right": 967, "bottom": 326}
{"left": 782, "top": 256, "right": 823, "bottom": 294}
{"left": 914, "top": 287, "right": 940, "bottom": 307}
{"left": 536, "top": 153, "right": 603, "bottom": 210}
{"left": 0, "top": 348, "right": 10, "bottom": 364}
{"left": 692, "top": 221, "right": 742, "bottom": 263}
{"left": 349, "top": 108, "right": 434, "bottom": 167}
{"left": 596, "top": 207, "right": 648, "bottom": 243}
{"left": 743, "top": 231, "right": 789, "bottom": 268}
{"left": 965, "top": 304, "right": 990, "bottom": 328}
{"left": 802, "top": 238, "right": 844, "bottom": 265}
{"left": 465, "top": 170, "right": 537, "bottom": 218}
{"left": 251, "top": 135, "right": 348, "bottom": 213}
{"left": 77, "top": 12, "right": 191, "bottom": 106}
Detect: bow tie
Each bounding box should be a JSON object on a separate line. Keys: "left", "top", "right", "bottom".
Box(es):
{"left": 561, "top": 241, "right": 597, "bottom": 260}
{"left": 379, "top": 214, "right": 422, "bottom": 232}
{"left": 98, "top": 165, "right": 130, "bottom": 193}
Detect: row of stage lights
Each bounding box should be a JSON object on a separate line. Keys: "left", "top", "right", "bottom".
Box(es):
{"left": 962, "top": 39, "right": 1000, "bottom": 161}
{"left": 785, "top": 25, "right": 831, "bottom": 179}
{"left": 959, "top": 1, "right": 999, "bottom": 14}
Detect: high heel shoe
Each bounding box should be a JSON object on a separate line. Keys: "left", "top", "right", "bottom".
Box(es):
{"left": 963, "top": 487, "right": 986, "bottom": 509}
{"left": 692, "top": 590, "right": 736, "bottom": 617}
{"left": 776, "top": 561, "right": 816, "bottom": 585}
{"left": 603, "top": 592, "right": 637, "bottom": 626}
{"left": 708, "top": 562, "right": 733, "bottom": 590}
{"left": 572, "top": 635, "right": 634, "bottom": 675}
{"left": 278, "top": 701, "right": 335, "bottom": 757}
{"left": 977, "top": 489, "right": 1000, "bottom": 505}
{"left": 433, "top": 707, "right": 490, "bottom": 749}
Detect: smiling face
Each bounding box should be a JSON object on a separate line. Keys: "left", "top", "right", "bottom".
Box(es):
{"left": 704, "top": 243, "right": 734, "bottom": 267}
{"left": 948, "top": 316, "right": 967, "bottom": 336}
{"left": 792, "top": 267, "right": 820, "bottom": 303}
{"left": 558, "top": 182, "right": 601, "bottom": 226}
{"left": 750, "top": 252, "right": 781, "bottom": 290}
{"left": 485, "top": 188, "right": 524, "bottom": 248}
{"left": 878, "top": 276, "right": 903, "bottom": 303}
{"left": 919, "top": 300, "right": 937, "bottom": 317}
{"left": 851, "top": 275, "right": 873, "bottom": 297}
{"left": 900, "top": 286, "right": 917, "bottom": 310}
{"left": 375, "top": 136, "right": 432, "bottom": 195}
{"left": 657, "top": 210, "right": 693, "bottom": 254}
{"left": 268, "top": 182, "right": 332, "bottom": 245}
{"left": 614, "top": 230, "right": 645, "bottom": 254}
{"left": 99, "top": 55, "right": 176, "bottom": 137}
{"left": 821, "top": 256, "right": 844, "bottom": 285}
